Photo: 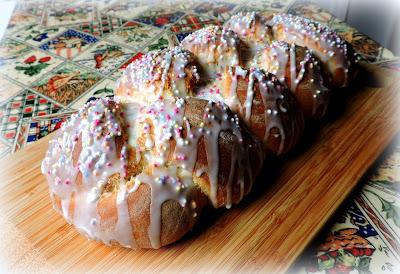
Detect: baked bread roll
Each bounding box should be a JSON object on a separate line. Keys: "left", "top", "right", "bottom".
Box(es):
{"left": 253, "top": 41, "right": 330, "bottom": 119}
{"left": 221, "top": 67, "right": 304, "bottom": 155}
{"left": 266, "top": 13, "right": 355, "bottom": 88}
{"left": 41, "top": 97, "right": 263, "bottom": 249}
{"left": 224, "top": 12, "right": 356, "bottom": 88}
{"left": 223, "top": 12, "right": 273, "bottom": 62}
{"left": 181, "top": 26, "right": 241, "bottom": 79}
{"left": 115, "top": 46, "right": 200, "bottom": 104}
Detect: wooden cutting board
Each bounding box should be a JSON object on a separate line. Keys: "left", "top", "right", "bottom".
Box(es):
{"left": 0, "top": 63, "right": 399, "bottom": 273}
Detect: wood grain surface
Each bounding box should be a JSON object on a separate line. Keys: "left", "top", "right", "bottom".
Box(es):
{"left": 0, "top": 63, "right": 399, "bottom": 273}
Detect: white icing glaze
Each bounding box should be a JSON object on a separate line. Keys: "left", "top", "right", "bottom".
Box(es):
{"left": 268, "top": 13, "right": 350, "bottom": 87}
{"left": 224, "top": 12, "right": 272, "bottom": 50}
{"left": 42, "top": 97, "right": 260, "bottom": 249}
{"left": 181, "top": 26, "right": 240, "bottom": 78}
{"left": 115, "top": 46, "right": 199, "bottom": 104}
{"left": 41, "top": 98, "right": 135, "bottom": 248}
{"left": 226, "top": 67, "right": 289, "bottom": 154}
{"left": 256, "top": 41, "right": 330, "bottom": 117}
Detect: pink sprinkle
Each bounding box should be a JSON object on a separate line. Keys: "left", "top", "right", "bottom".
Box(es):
{"left": 174, "top": 107, "right": 180, "bottom": 114}
{"left": 166, "top": 114, "right": 171, "bottom": 120}
{"left": 106, "top": 162, "right": 112, "bottom": 167}
{"left": 94, "top": 119, "right": 101, "bottom": 126}
{"left": 216, "top": 89, "right": 220, "bottom": 94}
{"left": 65, "top": 179, "right": 71, "bottom": 185}
{"left": 55, "top": 177, "right": 61, "bottom": 185}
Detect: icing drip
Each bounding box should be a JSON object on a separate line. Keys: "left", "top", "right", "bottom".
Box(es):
{"left": 127, "top": 98, "right": 255, "bottom": 247}
{"left": 223, "top": 12, "right": 272, "bottom": 64}
{"left": 224, "top": 12, "right": 271, "bottom": 47}
{"left": 227, "top": 67, "right": 287, "bottom": 154}
{"left": 41, "top": 98, "right": 135, "bottom": 248}
{"left": 255, "top": 41, "right": 329, "bottom": 117}
{"left": 268, "top": 13, "right": 350, "bottom": 86}
{"left": 181, "top": 26, "right": 240, "bottom": 78}
{"left": 116, "top": 47, "right": 199, "bottom": 104}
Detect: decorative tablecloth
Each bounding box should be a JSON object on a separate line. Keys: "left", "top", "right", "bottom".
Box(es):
{"left": 0, "top": 1, "right": 399, "bottom": 273}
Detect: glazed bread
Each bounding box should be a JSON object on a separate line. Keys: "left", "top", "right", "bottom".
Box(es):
{"left": 43, "top": 11, "right": 357, "bottom": 250}
{"left": 42, "top": 97, "right": 263, "bottom": 249}
{"left": 252, "top": 41, "right": 330, "bottom": 118}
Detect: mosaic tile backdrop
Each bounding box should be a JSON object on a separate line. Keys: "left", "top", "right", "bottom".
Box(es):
{"left": 0, "top": 0, "right": 398, "bottom": 273}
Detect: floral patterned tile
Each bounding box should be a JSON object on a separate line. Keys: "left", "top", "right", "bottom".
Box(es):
{"left": 106, "top": 21, "right": 162, "bottom": 50}
{"left": 0, "top": 50, "right": 64, "bottom": 86}
{"left": 329, "top": 18, "right": 382, "bottom": 63}
{"left": 11, "top": 24, "right": 67, "bottom": 47}
{"left": 41, "top": 1, "right": 98, "bottom": 27}
{"left": 74, "top": 41, "right": 135, "bottom": 75}
{"left": 143, "top": 31, "right": 179, "bottom": 52}
{"left": 6, "top": 12, "right": 39, "bottom": 33}
{"left": 70, "top": 78, "right": 116, "bottom": 109}
{"left": 30, "top": 62, "right": 101, "bottom": 106}
{"left": 0, "top": 39, "right": 32, "bottom": 65}
{"left": 290, "top": 200, "right": 400, "bottom": 274}
{"left": 39, "top": 29, "right": 99, "bottom": 59}
{"left": 133, "top": 7, "right": 185, "bottom": 28}
{"left": 74, "top": 13, "right": 127, "bottom": 37}
{"left": 0, "top": 77, "right": 25, "bottom": 105}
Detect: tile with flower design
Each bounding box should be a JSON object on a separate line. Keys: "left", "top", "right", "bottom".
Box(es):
{"left": 71, "top": 78, "right": 116, "bottom": 109}
{"left": 0, "top": 51, "right": 63, "bottom": 86}
{"left": 144, "top": 31, "right": 178, "bottom": 52}
{"left": 12, "top": 24, "right": 67, "bottom": 47}
{"left": 110, "top": 52, "right": 143, "bottom": 79}
{"left": 42, "top": 2, "right": 98, "bottom": 27}
{"left": 133, "top": 7, "right": 185, "bottom": 28}
{"left": 31, "top": 63, "right": 101, "bottom": 106}
{"left": 170, "top": 14, "right": 221, "bottom": 34}
{"left": 191, "top": 1, "right": 239, "bottom": 22}
{"left": 291, "top": 200, "right": 400, "bottom": 274}
{"left": 0, "top": 77, "right": 24, "bottom": 105}
{"left": 0, "top": 39, "right": 31, "bottom": 65}
{"left": 74, "top": 41, "right": 135, "bottom": 75}
{"left": 106, "top": 21, "right": 161, "bottom": 49}
{"left": 330, "top": 18, "right": 381, "bottom": 62}
{"left": 40, "top": 29, "right": 98, "bottom": 59}
{"left": 6, "top": 12, "right": 39, "bottom": 33}
{"left": 287, "top": 1, "right": 334, "bottom": 24}
{"left": 101, "top": 1, "right": 150, "bottom": 20}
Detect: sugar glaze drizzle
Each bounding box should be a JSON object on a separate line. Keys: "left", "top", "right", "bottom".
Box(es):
{"left": 42, "top": 97, "right": 258, "bottom": 249}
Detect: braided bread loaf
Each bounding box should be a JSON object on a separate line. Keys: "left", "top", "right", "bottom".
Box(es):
{"left": 42, "top": 12, "right": 357, "bottom": 249}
